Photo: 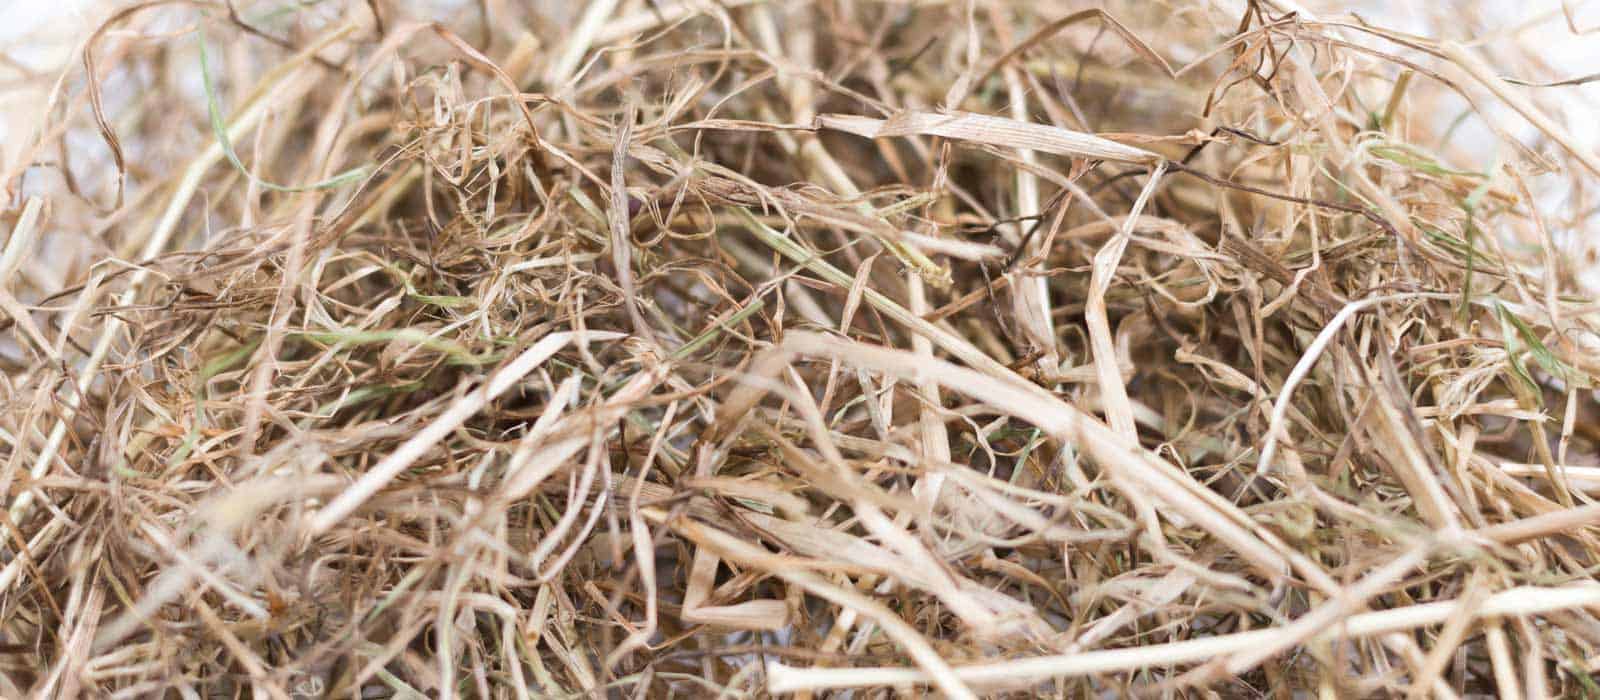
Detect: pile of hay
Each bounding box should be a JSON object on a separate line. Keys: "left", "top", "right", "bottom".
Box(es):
{"left": 4, "top": 0, "right": 1600, "bottom": 696}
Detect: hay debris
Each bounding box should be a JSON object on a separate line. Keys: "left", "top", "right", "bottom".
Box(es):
{"left": 3, "top": 1, "right": 1600, "bottom": 697}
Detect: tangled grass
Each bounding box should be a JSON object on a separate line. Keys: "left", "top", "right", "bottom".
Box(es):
{"left": 4, "top": 0, "right": 1600, "bottom": 697}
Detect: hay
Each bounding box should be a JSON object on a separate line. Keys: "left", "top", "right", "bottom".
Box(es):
{"left": 3, "top": 0, "right": 1600, "bottom": 696}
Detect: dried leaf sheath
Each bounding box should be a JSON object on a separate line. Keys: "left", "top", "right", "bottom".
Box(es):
{"left": 817, "top": 110, "right": 1164, "bottom": 165}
